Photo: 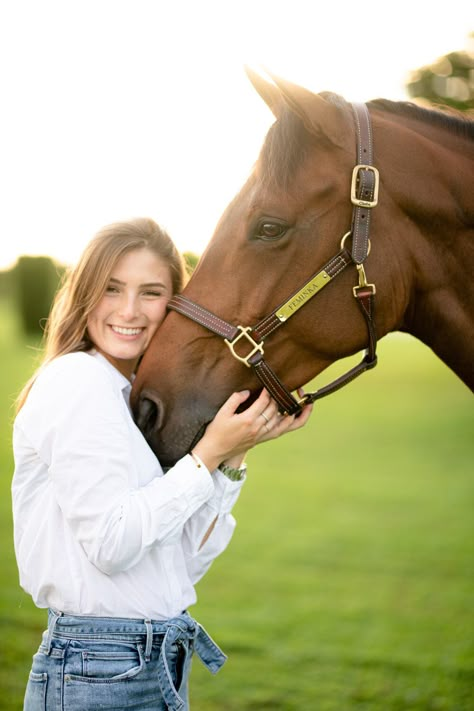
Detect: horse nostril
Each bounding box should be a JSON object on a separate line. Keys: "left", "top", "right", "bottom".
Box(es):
{"left": 135, "top": 392, "right": 162, "bottom": 442}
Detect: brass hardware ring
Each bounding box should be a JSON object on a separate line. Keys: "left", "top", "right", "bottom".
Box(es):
{"left": 340, "top": 231, "right": 371, "bottom": 255}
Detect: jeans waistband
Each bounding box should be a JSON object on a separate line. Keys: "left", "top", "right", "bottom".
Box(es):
{"left": 46, "top": 609, "right": 227, "bottom": 711}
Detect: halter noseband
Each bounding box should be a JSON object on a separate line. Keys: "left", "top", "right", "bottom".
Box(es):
{"left": 168, "top": 103, "right": 379, "bottom": 416}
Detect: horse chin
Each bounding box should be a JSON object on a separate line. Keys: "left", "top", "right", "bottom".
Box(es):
{"left": 187, "top": 421, "right": 210, "bottom": 456}
{"left": 156, "top": 446, "right": 191, "bottom": 470}
{"left": 134, "top": 378, "right": 262, "bottom": 467}
{"left": 148, "top": 424, "right": 205, "bottom": 469}
{"left": 147, "top": 403, "right": 218, "bottom": 468}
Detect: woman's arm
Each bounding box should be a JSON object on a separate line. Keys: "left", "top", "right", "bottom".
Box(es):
{"left": 16, "top": 355, "right": 216, "bottom": 575}
{"left": 18, "top": 355, "right": 312, "bottom": 577}
{"left": 181, "top": 388, "right": 313, "bottom": 580}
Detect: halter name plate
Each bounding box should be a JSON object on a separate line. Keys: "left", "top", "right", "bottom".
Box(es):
{"left": 276, "top": 270, "right": 331, "bottom": 322}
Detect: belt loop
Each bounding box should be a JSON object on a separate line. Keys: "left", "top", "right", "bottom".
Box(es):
{"left": 45, "top": 609, "right": 62, "bottom": 655}
{"left": 157, "top": 625, "right": 185, "bottom": 710}
{"left": 144, "top": 619, "right": 153, "bottom": 662}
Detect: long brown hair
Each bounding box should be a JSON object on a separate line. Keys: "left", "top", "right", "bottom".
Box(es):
{"left": 16, "top": 218, "right": 186, "bottom": 411}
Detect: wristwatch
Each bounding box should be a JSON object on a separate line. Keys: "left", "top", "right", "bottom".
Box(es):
{"left": 218, "top": 463, "right": 247, "bottom": 481}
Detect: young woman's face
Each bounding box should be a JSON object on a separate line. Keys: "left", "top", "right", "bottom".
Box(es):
{"left": 87, "top": 248, "right": 173, "bottom": 378}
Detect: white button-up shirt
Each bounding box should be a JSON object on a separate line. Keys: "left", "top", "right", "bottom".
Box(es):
{"left": 12, "top": 351, "right": 245, "bottom": 619}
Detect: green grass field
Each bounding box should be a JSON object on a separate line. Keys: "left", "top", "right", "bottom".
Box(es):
{"left": 1, "top": 297, "right": 472, "bottom": 710}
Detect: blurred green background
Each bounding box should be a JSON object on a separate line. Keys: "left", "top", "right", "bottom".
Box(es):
{"left": 1, "top": 29, "right": 473, "bottom": 711}
{"left": 1, "top": 278, "right": 472, "bottom": 710}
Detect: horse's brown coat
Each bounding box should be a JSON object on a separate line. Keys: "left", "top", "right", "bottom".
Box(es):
{"left": 132, "top": 72, "right": 474, "bottom": 465}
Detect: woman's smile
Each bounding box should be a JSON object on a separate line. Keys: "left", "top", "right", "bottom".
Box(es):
{"left": 109, "top": 325, "right": 146, "bottom": 337}
{"left": 87, "top": 248, "right": 173, "bottom": 379}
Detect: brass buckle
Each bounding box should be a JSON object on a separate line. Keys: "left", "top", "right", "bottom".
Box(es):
{"left": 296, "top": 392, "right": 312, "bottom": 408}
{"left": 351, "top": 165, "right": 379, "bottom": 208}
{"left": 280, "top": 391, "right": 312, "bottom": 417}
{"left": 353, "top": 263, "right": 376, "bottom": 297}
{"left": 225, "top": 326, "right": 264, "bottom": 368}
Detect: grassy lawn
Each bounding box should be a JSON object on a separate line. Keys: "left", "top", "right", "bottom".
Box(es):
{"left": 0, "top": 297, "right": 472, "bottom": 709}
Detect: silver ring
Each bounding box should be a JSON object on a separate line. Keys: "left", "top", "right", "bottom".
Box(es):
{"left": 261, "top": 412, "right": 270, "bottom": 424}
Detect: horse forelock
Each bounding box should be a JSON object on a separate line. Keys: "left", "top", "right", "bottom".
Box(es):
{"left": 257, "top": 92, "right": 353, "bottom": 190}
{"left": 258, "top": 109, "right": 311, "bottom": 190}
{"left": 368, "top": 98, "right": 474, "bottom": 141}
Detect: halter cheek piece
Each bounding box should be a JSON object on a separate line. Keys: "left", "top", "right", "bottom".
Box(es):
{"left": 168, "top": 103, "right": 379, "bottom": 416}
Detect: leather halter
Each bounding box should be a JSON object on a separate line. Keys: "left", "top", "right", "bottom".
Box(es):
{"left": 168, "top": 103, "right": 379, "bottom": 416}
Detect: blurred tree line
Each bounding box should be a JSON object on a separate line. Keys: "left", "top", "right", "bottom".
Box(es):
{"left": 406, "top": 31, "right": 474, "bottom": 111}
{"left": 0, "top": 256, "right": 65, "bottom": 336}
{"left": 1, "top": 33, "right": 472, "bottom": 337}
{"left": 0, "top": 251, "right": 201, "bottom": 337}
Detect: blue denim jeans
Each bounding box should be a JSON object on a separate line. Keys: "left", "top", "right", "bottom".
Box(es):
{"left": 24, "top": 609, "right": 227, "bottom": 710}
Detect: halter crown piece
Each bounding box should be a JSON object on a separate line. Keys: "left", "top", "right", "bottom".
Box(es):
{"left": 168, "top": 103, "right": 379, "bottom": 415}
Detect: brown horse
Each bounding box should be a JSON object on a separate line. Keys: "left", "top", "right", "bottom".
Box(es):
{"left": 132, "top": 70, "right": 474, "bottom": 466}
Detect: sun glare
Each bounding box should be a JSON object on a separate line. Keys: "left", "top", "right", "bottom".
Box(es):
{"left": 0, "top": 0, "right": 472, "bottom": 269}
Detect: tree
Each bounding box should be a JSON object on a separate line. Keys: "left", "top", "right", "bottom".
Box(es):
{"left": 406, "top": 32, "right": 474, "bottom": 111}
{"left": 14, "top": 256, "right": 64, "bottom": 335}
{"left": 183, "top": 251, "right": 200, "bottom": 276}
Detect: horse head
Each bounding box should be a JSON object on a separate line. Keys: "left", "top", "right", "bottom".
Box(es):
{"left": 132, "top": 70, "right": 474, "bottom": 466}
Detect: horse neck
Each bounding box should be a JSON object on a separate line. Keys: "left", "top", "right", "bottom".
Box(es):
{"left": 384, "top": 116, "right": 474, "bottom": 389}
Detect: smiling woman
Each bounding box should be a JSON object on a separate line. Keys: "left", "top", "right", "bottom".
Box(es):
{"left": 86, "top": 248, "right": 173, "bottom": 379}
{"left": 15, "top": 218, "right": 185, "bottom": 408}
{"left": 11, "top": 216, "right": 312, "bottom": 710}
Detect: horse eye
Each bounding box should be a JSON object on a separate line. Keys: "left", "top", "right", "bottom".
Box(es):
{"left": 256, "top": 221, "right": 288, "bottom": 241}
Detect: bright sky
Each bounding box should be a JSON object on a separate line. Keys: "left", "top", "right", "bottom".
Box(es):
{"left": 1, "top": 0, "right": 473, "bottom": 269}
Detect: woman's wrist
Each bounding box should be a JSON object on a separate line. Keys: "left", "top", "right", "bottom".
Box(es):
{"left": 190, "top": 447, "right": 248, "bottom": 481}
{"left": 221, "top": 452, "right": 247, "bottom": 469}
{"left": 190, "top": 446, "right": 221, "bottom": 473}
{"left": 190, "top": 441, "right": 249, "bottom": 475}
{"left": 189, "top": 451, "right": 206, "bottom": 470}
{"left": 219, "top": 452, "right": 248, "bottom": 481}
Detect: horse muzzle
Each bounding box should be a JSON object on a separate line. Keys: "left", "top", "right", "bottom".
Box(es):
{"left": 133, "top": 388, "right": 213, "bottom": 468}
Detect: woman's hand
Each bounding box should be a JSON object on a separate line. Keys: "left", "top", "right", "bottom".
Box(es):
{"left": 192, "top": 388, "right": 313, "bottom": 472}
{"left": 252, "top": 388, "right": 313, "bottom": 446}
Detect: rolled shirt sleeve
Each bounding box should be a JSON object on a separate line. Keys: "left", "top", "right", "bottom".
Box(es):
{"left": 182, "top": 469, "right": 246, "bottom": 583}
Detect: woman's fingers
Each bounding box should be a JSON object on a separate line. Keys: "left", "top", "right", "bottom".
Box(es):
{"left": 242, "top": 389, "right": 271, "bottom": 417}
{"left": 217, "top": 386, "right": 312, "bottom": 443}
{"left": 286, "top": 404, "right": 313, "bottom": 431}
{"left": 217, "top": 390, "right": 251, "bottom": 417}
{"left": 254, "top": 387, "right": 313, "bottom": 442}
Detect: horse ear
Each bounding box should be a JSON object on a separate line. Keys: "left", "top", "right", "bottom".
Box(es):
{"left": 264, "top": 72, "right": 350, "bottom": 147}
{"left": 244, "top": 66, "right": 284, "bottom": 117}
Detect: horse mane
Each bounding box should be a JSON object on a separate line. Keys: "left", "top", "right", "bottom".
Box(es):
{"left": 259, "top": 92, "right": 474, "bottom": 189}
{"left": 367, "top": 97, "right": 474, "bottom": 140}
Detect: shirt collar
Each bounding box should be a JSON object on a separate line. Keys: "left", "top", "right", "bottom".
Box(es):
{"left": 89, "top": 350, "right": 135, "bottom": 399}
